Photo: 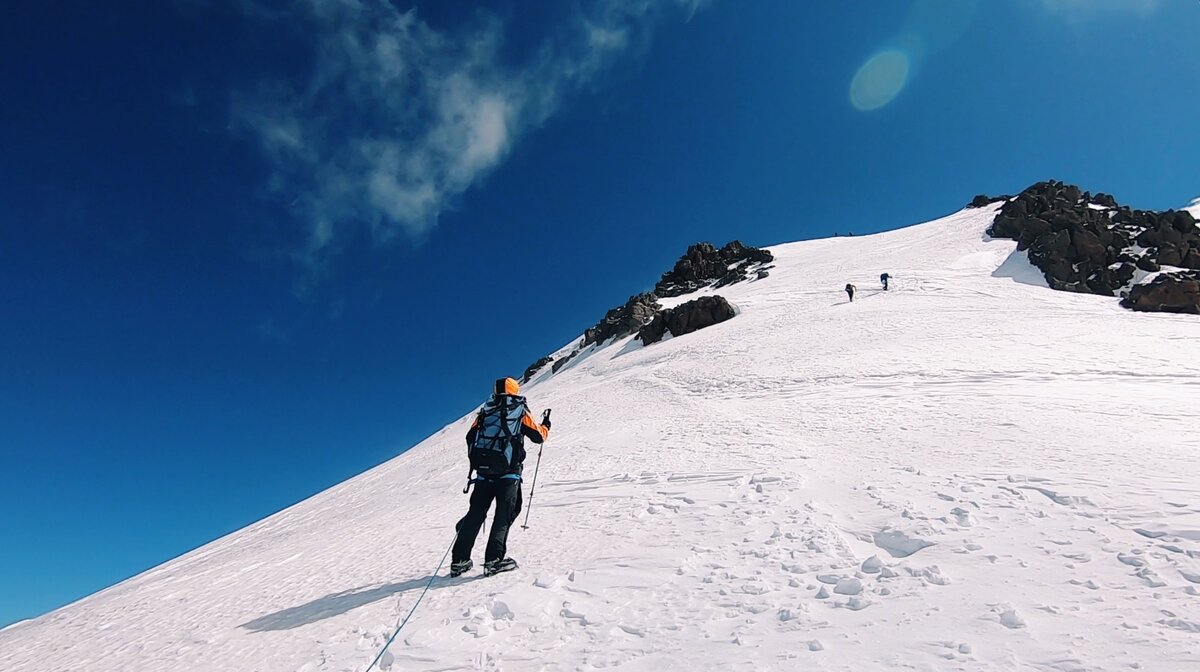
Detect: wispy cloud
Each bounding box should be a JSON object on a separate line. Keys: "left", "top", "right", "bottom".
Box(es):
{"left": 1033, "top": 0, "right": 1162, "bottom": 17}
{"left": 231, "top": 0, "right": 703, "bottom": 279}
{"left": 253, "top": 316, "right": 290, "bottom": 343}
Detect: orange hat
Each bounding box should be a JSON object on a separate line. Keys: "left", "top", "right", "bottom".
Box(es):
{"left": 494, "top": 377, "right": 520, "bottom": 396}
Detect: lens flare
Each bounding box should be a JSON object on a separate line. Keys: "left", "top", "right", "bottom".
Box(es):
{"left": 849, "top": 50, "right": 910, "bottom": 111}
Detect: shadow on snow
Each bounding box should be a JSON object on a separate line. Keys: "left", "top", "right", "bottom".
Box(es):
{"left": 240, "top": 574, "right": 479, "bottom": 632}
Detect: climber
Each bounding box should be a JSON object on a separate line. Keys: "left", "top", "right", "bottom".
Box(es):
{"left": 880, "top": 272, "right": 891, "bottom": 291}
{"left": 845, "top": 283, "right": 856, "bottom": 302}
{"left": 451, "top": 377, "right": 550, "bottom": 577}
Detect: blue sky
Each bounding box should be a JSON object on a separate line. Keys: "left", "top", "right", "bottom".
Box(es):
{"left": 2, "top": 0, "right": 1198, "bottom": 627}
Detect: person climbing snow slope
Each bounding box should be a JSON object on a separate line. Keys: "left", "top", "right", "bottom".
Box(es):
{"left": 845, "top": 283, "right": 856, "bottom": 302}
{"left": 880, "top": 272, "right": 890, "bottom": 290}
{"left": 451, "top": 377, "right": 550, "bottom": 577}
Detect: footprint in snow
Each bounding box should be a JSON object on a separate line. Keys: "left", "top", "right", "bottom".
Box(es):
{"left": 1117, "top": 552, "right": 1146, "bottom": 567}
{"left": 559, "top": 601, "right": 591, "bottom": 626}
{"left": 839, "top": 596, "right": 870, "bottom": 611}
{"left": 994, "top": 606, "right": 1027, "bottom": 630}
{"left": 951, "top": 507, "right": 975, "bottom": 527}
{"left": 833, "top": 578, "right": 864, "bottom": 596}
{"left": 872, "top": 529, "right": 935, "bottom": 558}
{"left": 616, "top": 624, "right": 645, "bottom": 637}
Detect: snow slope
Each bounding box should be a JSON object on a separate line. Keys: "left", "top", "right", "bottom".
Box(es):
{"left": 4, "top": 204, "right": 1200, "bottom": 671}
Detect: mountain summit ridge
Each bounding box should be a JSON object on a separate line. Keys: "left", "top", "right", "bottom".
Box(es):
{"left": 3, "top": 192, "right": 1199, "bottom": 671}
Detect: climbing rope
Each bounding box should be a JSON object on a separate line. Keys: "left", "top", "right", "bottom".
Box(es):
{"left": 362, "top": 531, "right": 458, "bottom": 672}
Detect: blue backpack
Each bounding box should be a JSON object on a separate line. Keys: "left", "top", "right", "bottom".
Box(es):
{"left": 469, "top": 395, "right": 529, "bottom": 478}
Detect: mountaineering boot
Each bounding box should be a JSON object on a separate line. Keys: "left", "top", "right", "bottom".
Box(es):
{"left": 449, "top": 559, "right": 473, "bottom": 577}
{"left": 483, "top": 558, "right": 518, "bottom": 577}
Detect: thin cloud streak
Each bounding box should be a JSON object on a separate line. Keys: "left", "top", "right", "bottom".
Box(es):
{"left": 1033, "top": 0, "right": 1162, "bottom": 17}
{"left": 231, "top": 0, "right": 704, "bottom": 281}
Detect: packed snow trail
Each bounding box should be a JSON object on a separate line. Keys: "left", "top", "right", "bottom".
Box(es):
{"left": 3, "top": 204, "right": 1200, "bottom": 671}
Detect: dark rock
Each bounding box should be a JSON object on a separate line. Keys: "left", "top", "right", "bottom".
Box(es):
{"left": 655, "top": 241, "right": 774, "bottom": 298}
{"left": 989, "top": 216, "right": 1022, "bottom": 239}
{"left": 968, "top": 194, "right": 1009, "bottom": 208}
{"left": 551, "top": 350, "right": 579, "bottom": 373}
{"left": 1111, "top": 262, "right": 1137, "bottom": 288}
{"left": 986, "top": 180, "right": 1200, "bottom": 312}
{"left": 1173, "top": 210, "right": 1197, "bottom": 233}
{"left": 1121, "top": 272, "right": 1200, "bottom": 314}
{"left": 525, "top": 239, "right": 771, "bottom": 381}
{"left": 582, "top": 293, "right": 661, "bottom": 347}
{"left": 1136, "top": 255, "right": 1161, "bottom": 273}
{"left": 1072, "top": 229, "right": 1106, "bottom": 265}
{"left": 522, "top": 356, "right": 554, "bottom": 383}
{"left": 638, "top": 295, "right": 736, "bottom": 345}
{"left": 1183, "top": 246, "right": 1200, "bottom": 270}
{"left": 1051, "top": 210, "right": 1083, "bottom": 231}
{"left": 1033, "top": 229, "right": 1071, "bottom": 258}
{"left": 637, "top": 315, "right": 668, "bottom": 346}
{"left": 1159, "top": 222, "right": 1184, "bottom": 247}
{"left": 1136, "top": 227, "right": 1162, "bottom": 248}
{"left": 1158, "top": 244, "right": 1184, "bottom": 267}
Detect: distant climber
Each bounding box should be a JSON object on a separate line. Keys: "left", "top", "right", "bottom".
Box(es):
{"left": 452, "top": 377, "right": 550, "bottom": 577}
{"left": 880, "top": 273, "right": 890, "bottom": 291}
{"left": 845, "top": 283, "right": 856, "bottom": 302}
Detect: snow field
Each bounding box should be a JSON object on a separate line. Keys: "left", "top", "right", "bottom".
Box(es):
{"left": 3, "top": 204, "right": 1199, "bottom": 671}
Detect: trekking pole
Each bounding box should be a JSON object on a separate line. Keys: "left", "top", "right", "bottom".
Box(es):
{"left": 521, "top": 409, "right": 551, "bottom": 530}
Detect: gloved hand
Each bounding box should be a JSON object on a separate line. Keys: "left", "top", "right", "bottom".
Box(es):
{"left": 542, "top": 409, "right": 552, "bottom": 429}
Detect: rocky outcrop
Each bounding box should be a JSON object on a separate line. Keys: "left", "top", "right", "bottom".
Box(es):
{"left": 654, "top": 241, "right": 773, "bottom": 298}
{"left": 637, "top": 295, "right": 736, "bottom": 345}
{"left": 522, "top": 356, "right": 554, "bottom": 383}
{"left": 528, "top": 293, "right": 663, "bottom": 378}
{"left": 551, "top": 350, "right": 579, "bottom": 374}
{"left": 582, "top": 293, "right": 662, "bottom": 347}
{"left": 968, "top": 194, "right": 1010, "bottom": 208}
{"left": 523, "top": 239, "right": 770, "bottom": 380}
{"left": 985, "top": 181, "right": 1200, "bottom": 311}
{"left": 1121, "top": 272, "right": 1200, "bottom": 314}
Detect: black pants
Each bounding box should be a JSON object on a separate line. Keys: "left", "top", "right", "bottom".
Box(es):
{"left": 453, "top": 478, "right": 522, "bottom": 563}
{"left": 882, "top": 279, "right": 888, "bottom": 290}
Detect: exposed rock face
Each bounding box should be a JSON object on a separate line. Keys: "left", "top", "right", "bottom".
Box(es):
{"left": 522, "top": 356, "right": 554, "bottom": 383}
{"left": 582, "top": 293, "right": 662, "bottom": 347}
{"left": 524, "top": 240, "right": 768, "bottom": 380}
{"left": 968, "top": 194, "right": 1010, "bottom": 208}
{"left": 528, "top": 293, "right": 662, "bottom": 378}
{"left": 551, "top": 350, "right": 578, "bottom": 374}
{"left": 1121, "top": 272, "right": 1200, "bottom": 314}
{"left": 985, "top": 181, "right": 1200, "bottom": 310}
{"left": 638, "top": 295, "right": 736, "bottom": 345}
{"left": 654, "top": 241, "right": 773, "bottom": 298}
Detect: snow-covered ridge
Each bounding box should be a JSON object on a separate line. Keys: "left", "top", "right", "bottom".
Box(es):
{"left": 3, "top": 203, "right": 1199, "bottom": 671}
{"left": 522, "top": 240, "right": 772, "bottom": 382}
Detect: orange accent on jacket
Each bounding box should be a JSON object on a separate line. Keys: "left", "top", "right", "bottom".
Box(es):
{"left": 521, "top": 411, "right": 549, "bottom": 443}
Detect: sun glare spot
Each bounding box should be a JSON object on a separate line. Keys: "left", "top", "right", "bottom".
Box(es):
{"left": 850, "top": 50, "right": 910, "bottom": 111}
